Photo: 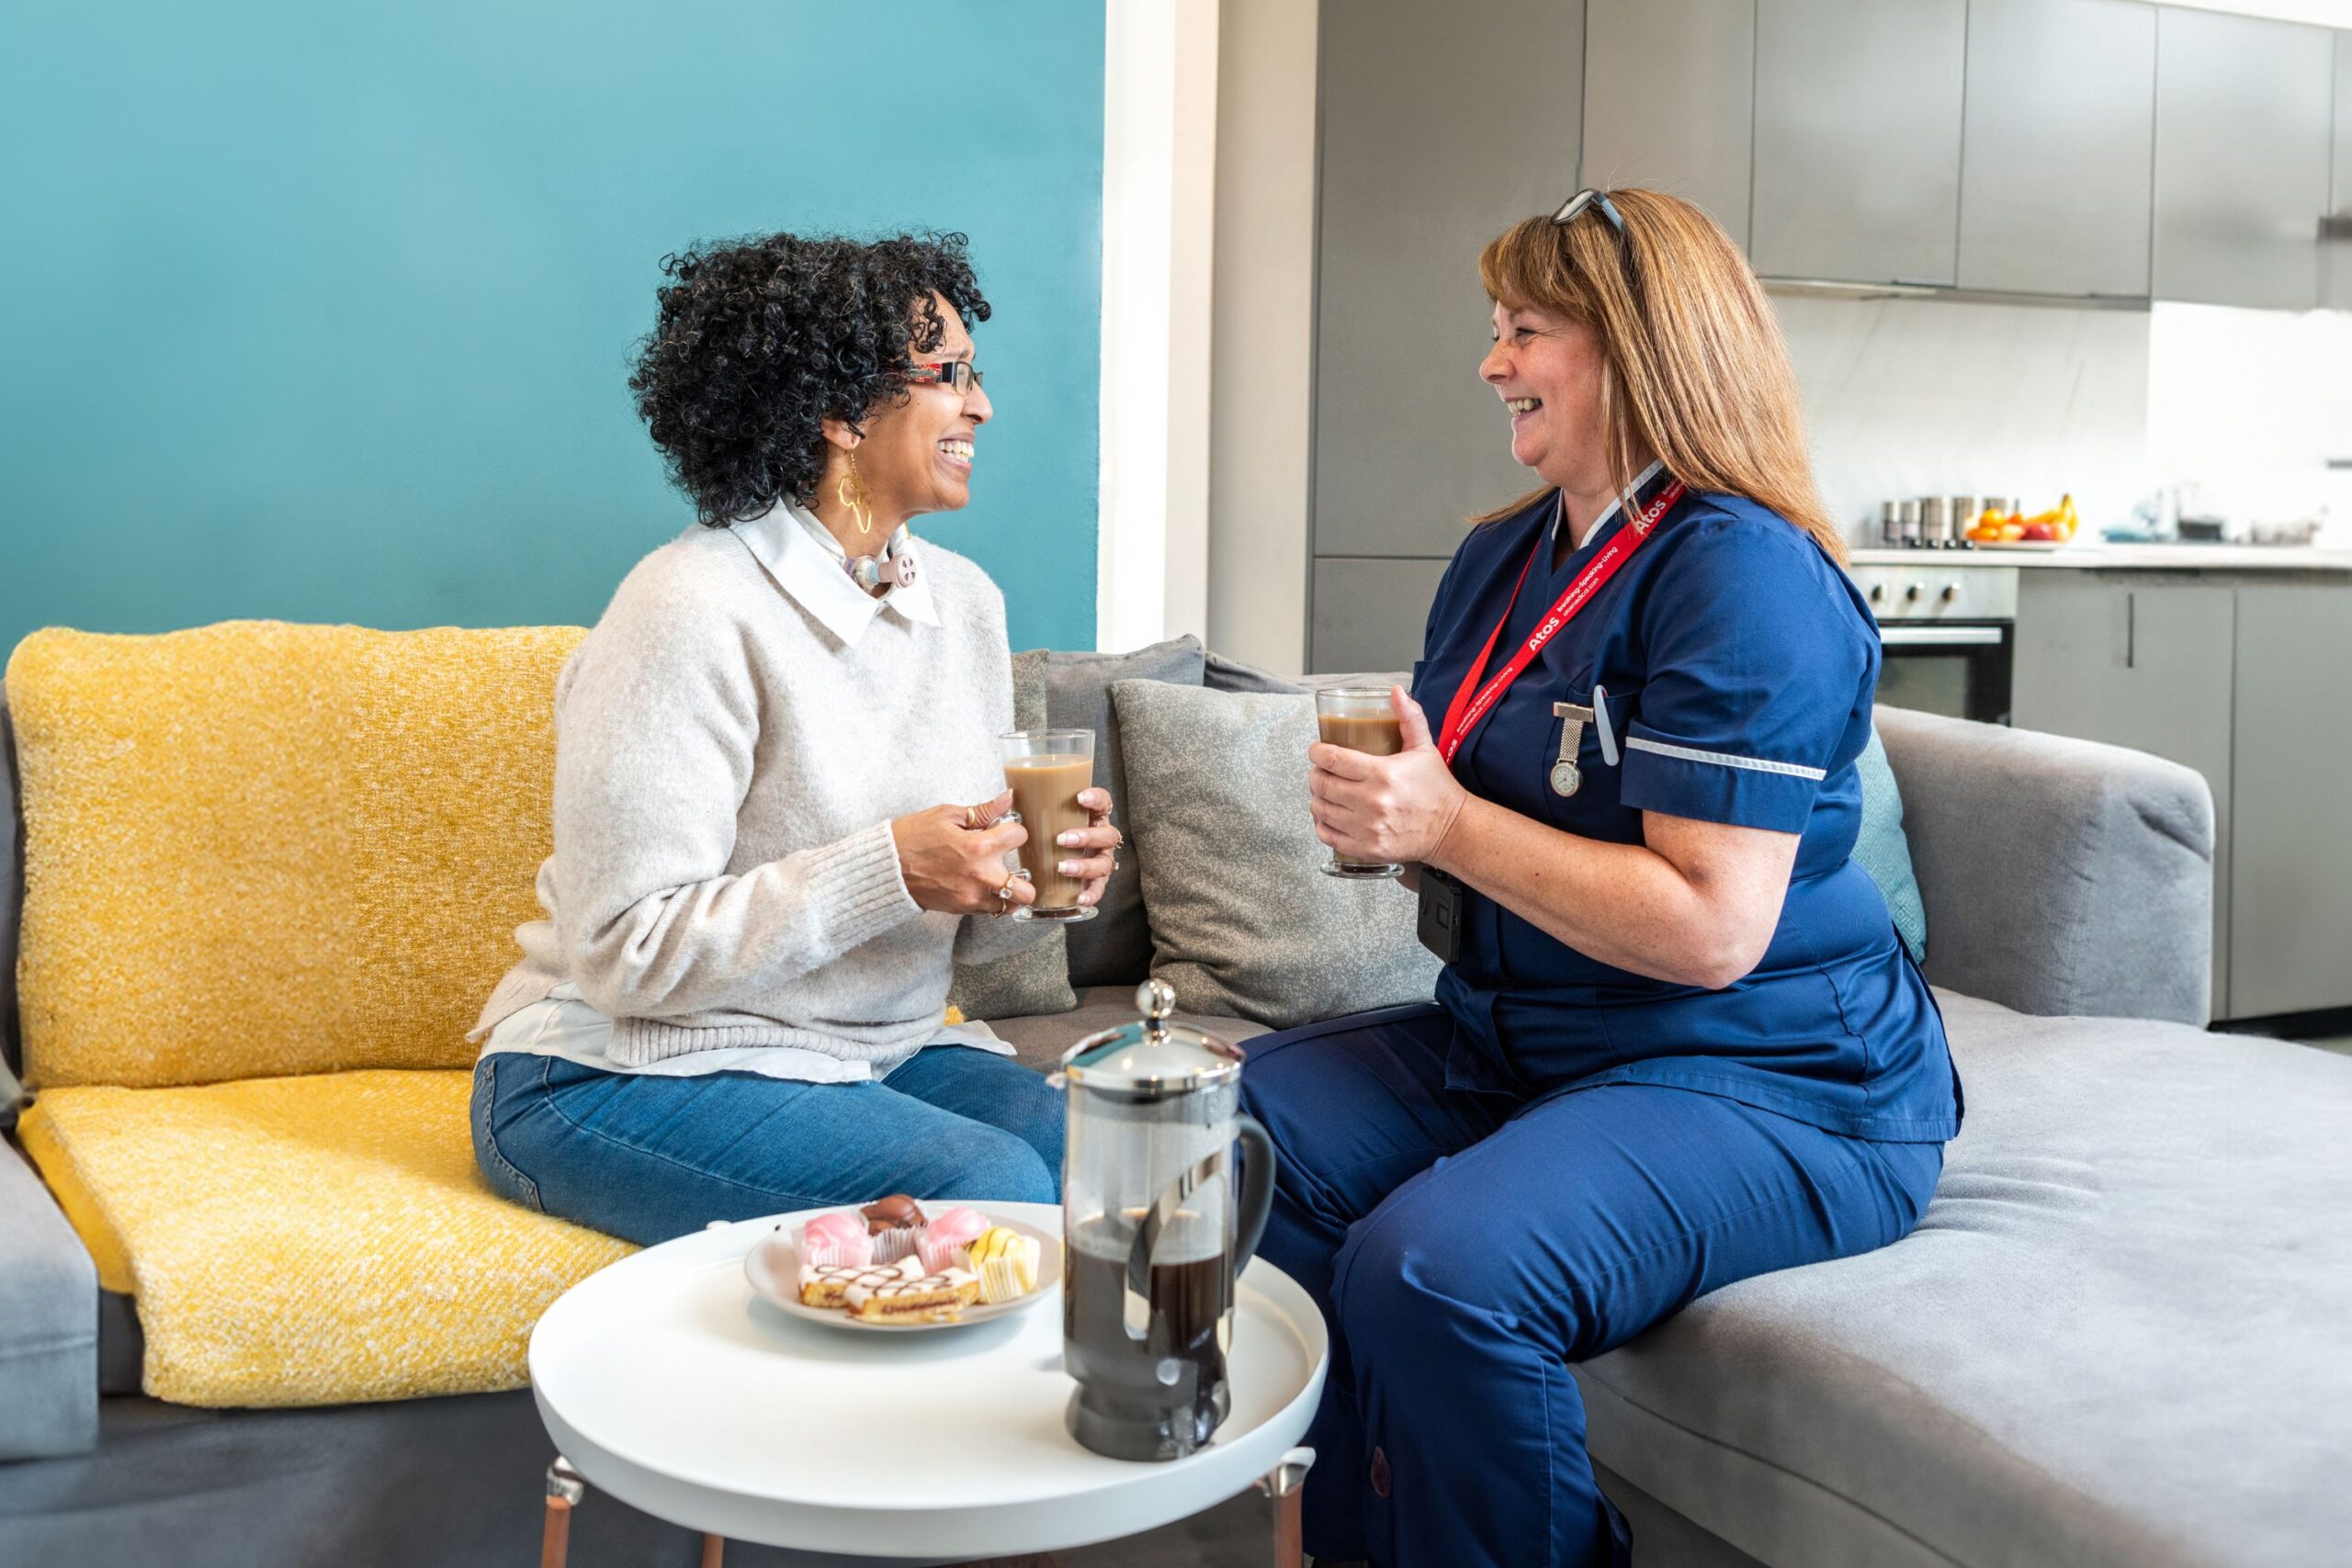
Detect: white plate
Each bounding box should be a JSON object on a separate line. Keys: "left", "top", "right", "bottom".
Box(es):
{"left": 743, "top": 1203, "right": 1061, "bottom": 1333}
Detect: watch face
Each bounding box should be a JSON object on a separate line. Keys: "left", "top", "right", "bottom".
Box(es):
{"left": 1549, "top": 760, "right": 1581, "bottom": 797}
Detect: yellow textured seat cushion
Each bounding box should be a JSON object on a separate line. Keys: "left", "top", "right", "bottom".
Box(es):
{"left": 17, "top": 1069, "right": 636, "bottom": 1407}
{"left": 7, "top": 620, "right": 585, "bottom": 1089}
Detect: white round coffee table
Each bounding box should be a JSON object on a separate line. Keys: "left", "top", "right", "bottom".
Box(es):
{"left": 528, "top": 1202, "right": 1328, "bottom": 1567}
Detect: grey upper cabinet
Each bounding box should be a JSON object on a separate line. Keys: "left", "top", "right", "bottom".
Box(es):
{"left": 1958, "top": 0, "right": 2155, "bottom": 298}
{"left": 1580, "top": 0, "right": 1757, "bottom": 250}
{"left": 2327, "top": 30, "right": 2352, "bottom": 311}
{"left": 1750, "top": 0, "right": 1966, "bottom": 285}
{"left": 1312, "top": 0, "right": 1581, "bottom": 561}
{"left": 2153, "top": 8, "right": 2334, "bottom": 310}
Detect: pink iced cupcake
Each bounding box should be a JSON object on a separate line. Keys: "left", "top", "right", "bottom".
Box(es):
{"left": 917, "top": 1207, "right": 990, "bottom": 1274}
{"left": 800, "top": 1212, "right": 874, "bottom": 1270}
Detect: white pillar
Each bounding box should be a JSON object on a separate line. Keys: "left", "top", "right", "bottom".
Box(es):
{"left": 1097, "top": 0, "right": 1219, "bottom": 652}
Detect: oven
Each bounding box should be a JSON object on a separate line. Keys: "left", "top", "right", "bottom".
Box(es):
{"left": 1846, "top": 563, "right": 2018, "bottom": 726}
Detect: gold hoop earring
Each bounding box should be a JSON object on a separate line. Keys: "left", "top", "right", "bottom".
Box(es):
{"left": 838, "top": 450, "right": 875, "bottom": 536}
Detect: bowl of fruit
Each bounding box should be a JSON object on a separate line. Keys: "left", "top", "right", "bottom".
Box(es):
{"left": 1966, "top": 495, "right": 2078, "bottom": 549}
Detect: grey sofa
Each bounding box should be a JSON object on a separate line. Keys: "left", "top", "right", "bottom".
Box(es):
{"left": 5, "top": 665, "right": 2348, "bottom": 1568}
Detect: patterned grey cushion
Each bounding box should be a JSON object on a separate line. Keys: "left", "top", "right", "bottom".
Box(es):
{"left": 1108, "top": 679, "right": 1440, "bottom": 1030}
{"left": 1038, "top": 636, "right": 1207, "bottom": 989}
{"left": 946, "top": 649, "right": 1075, "bottom": 1021}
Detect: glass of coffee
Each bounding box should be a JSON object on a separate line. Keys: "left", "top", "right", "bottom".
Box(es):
{"left": 1000, "top": 728, "right": 1099, "bottom": 923}
{"left": 1313, "top": 686, "right": 1406, "bottom": 879}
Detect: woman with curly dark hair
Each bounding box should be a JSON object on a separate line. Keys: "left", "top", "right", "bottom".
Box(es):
{"left": 463, "top": 231, "right": 1114, "bottom": 1244}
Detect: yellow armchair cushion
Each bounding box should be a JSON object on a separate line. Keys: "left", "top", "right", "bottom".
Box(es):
{"left": 17, "top": 1069, "right": 636, "bottom": 1407}
{"left": 7, "top": 620, "right": 583, "bottom": 1089}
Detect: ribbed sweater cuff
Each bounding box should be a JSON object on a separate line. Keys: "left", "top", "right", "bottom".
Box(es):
{"left": 806, "top": 818, "right": 921, "bottom": 957}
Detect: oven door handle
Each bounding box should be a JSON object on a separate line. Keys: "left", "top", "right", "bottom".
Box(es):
{"left": 1878, "top": 625, "right": 2006, "bottom": 647}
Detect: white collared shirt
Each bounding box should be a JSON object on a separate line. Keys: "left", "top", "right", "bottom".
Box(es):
{"left": 732, "top": 499, "right": 940, "bottom": 648}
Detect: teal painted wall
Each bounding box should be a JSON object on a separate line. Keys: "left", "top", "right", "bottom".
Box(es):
{"left": 0, "top": 1, "right": 1102, "bottom": 657}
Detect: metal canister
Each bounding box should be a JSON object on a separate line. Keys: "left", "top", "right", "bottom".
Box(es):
{"left": 1952, "top": 495, "right": 1983, "bottom": 538}
{"left": 1920, "top": 496, "right": 1951, "bottom": 548}
{"left": 1880, "top": 500, "right": 1903, "bottom": 546}
{"left": 1898, "top": 499, "right": 1921, "bottom": 546}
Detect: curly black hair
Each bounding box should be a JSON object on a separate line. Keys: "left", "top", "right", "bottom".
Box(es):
{"left": 628, "top": 231, "right": 991, "bottom": 525}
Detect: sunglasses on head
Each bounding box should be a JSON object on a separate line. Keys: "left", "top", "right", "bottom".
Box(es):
{"left": 1552, "top": 187, "right": 1627, "bottom": 235}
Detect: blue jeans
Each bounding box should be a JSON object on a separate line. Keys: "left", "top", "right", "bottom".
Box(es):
{"left": 1238, "top": 1004, "right": 1944, "bottom": 1568}
{"left": 470, "top": 1047, "right": 1064, "bottom": 1246}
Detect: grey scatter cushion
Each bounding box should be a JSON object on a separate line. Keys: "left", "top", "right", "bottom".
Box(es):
{"left": 1109, "top": 679, "right": 1440, "bottom": 1030}
{"left": 1203, "top": 651, "right": 1412, "bottom": 696}
{"left": 947, "top": 649, "right": 1075, "bottom": 1021}
{"left": 1041, "top": 636, "right": 1207, "bottom": 989}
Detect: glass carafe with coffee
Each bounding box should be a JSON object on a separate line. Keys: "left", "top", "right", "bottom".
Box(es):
{"left": 1053, "top": 980, "right": 1276, "bottom": 1461}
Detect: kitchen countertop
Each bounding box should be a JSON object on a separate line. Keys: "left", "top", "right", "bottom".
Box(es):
{"left": 1848, "top": 544, "right": 2352, "bottom": 572}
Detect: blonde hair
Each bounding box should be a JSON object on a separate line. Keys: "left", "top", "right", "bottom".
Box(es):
{"left": 1474, "top": 188, "right": 1844, "bottom": 564}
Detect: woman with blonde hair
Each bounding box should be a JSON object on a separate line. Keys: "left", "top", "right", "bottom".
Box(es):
{"left": 1238, "top": 190, "right": 1959, "bottom": 1567}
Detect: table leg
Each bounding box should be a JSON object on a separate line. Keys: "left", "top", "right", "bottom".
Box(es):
{"left": 1256, "top": 1446, "right": 1317, "bottom": 1568}
{"left": 700, "top": 1532, "right": 726, "bottom": 1567}
{"left": 541, "top": 1457, "right": 585, "bottom": 1568}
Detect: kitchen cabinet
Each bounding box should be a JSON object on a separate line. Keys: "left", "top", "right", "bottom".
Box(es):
{"left": 2227, "top": 585, "right": 2352, "bottom": 1020}
{"left": 2152, "top": 8, "right": 2335, "bottom": 311}
{"left": 1957, "top": 0, "right": 2155, "bottom": 298}
{"left": 1310, "top": 0, "right": 1580, "bottom": 563}
{"left": 1580, "top": 0, "right": 1757, "bottom": 249}
{"left": 1750, "top": 0, "right": 1966, "bottom": 285}
{"left": 2013, "top": 575, "right": 2235, "bottom": 1018}
{"left": 1311, "top": 558, "right": 1451, "bottom": 674}
{"left": 2327, "top": 30, "right": 2352, "bottom": 311}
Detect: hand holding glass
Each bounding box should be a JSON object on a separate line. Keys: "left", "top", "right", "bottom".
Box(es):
{"left": 1000, "top": 729, "right": 1100, "bottom": 922}
{"left": 1314, "top": 688, "right": 1407, "bottom": 879}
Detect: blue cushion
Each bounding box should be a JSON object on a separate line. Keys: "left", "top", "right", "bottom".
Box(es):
{"left": 1853, "top": 728, "right": 1928, "bottom": 963}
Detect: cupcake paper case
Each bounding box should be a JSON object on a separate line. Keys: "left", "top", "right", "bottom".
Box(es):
{"left": 917, "top": 1207, "right": 990, "bottom": 1274}
{"left": 801, "top": 1212, "right": 874, "bottom": 1270}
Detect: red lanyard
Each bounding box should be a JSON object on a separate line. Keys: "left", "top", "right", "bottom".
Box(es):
{"left": 1435, "top": 479, "right": 1686, "bottom": 765}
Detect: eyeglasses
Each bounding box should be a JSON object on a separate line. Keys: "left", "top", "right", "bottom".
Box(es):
{"left": 907, "top": 361, "right": 984, "bottom": 395}
{"left": 1552, "top": 187, "right": 1626, "bottom": 236}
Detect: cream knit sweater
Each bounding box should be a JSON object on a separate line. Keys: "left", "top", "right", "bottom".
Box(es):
{"left": 472, "top": 519, "right": 1046, "bottom": 1072}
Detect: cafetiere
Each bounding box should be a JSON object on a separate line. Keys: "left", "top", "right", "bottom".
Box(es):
{"left": 1053, "top": 980, "right": 1276, "bottom": 1461}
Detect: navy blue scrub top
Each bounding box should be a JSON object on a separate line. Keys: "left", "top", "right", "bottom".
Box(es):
{"left": 1412, "top": 467, "right": 1961, "bottom": 1143}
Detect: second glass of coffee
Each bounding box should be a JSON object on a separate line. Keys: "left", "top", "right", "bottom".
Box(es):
{"left": 1313, "top": 686, "right": 1406, "bottom": 880}
{"left": 1001, "top": 728, "right": 1099, "bottom": 922}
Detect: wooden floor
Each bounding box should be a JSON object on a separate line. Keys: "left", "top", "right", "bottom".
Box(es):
{"left": 1060, "top": 1489, "right": 1272, "bottom": 1568}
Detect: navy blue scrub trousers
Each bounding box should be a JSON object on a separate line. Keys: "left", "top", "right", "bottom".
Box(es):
{"left": 1238, "top": 1004, "right": 1943, "bottom": 1568}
